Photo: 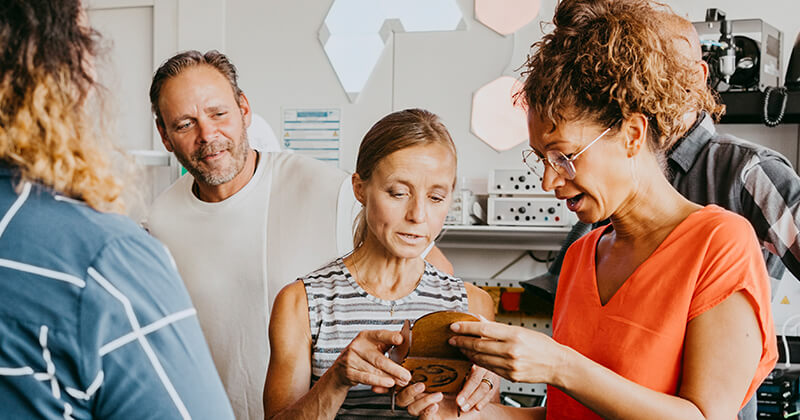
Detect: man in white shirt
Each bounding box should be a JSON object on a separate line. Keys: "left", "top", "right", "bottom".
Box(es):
{"left": 144, "top": 50, "right": 452, "bottom": 420}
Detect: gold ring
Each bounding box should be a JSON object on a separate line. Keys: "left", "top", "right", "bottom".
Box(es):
{"left": 481, "top": 378, "right": 493, "bottom": 390}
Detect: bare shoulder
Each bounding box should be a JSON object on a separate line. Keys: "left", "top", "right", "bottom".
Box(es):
{"left": 465, "top": 282, "right": 495, "bottom": 321}
{"left": 269, "top": 280, "right": 310, "bottom": 338}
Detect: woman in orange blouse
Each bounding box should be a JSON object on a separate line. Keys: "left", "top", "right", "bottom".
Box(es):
{"left": 397, "top": 0, "right": 777, "bottom": 419}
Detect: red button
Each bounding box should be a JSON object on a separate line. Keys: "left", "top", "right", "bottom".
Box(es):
{"left": 500, "top": 291, "right": 522, "bottom": 312}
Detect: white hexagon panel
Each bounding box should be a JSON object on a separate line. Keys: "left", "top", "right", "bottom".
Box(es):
{"left": 471, "top": 76, "right": 528, "bottom": 152}
{"left": 319, "top": 0, "right": 465, "bottom": 102}
{"left": 475, "top": 0, "right": 540, "bottom": 36}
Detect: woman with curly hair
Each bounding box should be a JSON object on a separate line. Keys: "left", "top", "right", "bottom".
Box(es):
{"left": 0, "top": 1, "right": 233, "bottom": 418}
{"left": 402, "top": 1, "right": 777, "bottom": 419}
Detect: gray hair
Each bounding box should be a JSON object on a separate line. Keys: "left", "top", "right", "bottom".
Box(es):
{"left": 149, "top": 50, "right": 243, "bottom": 129}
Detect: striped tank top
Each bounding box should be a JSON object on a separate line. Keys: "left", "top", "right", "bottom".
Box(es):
{"left": 303, "top": 257, "right": 469, "bottom": 419}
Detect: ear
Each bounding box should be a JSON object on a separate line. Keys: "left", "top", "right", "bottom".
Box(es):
{"left": 238, "top": 92, "right": 252, "bottom": 128}
{"left": 157, "top": 122, "right": 174, "bottom": 153}
{"left": 622, "top": 114, "right": 648, "bottom": 158}
{"left": 352, "top": 173, "right": 366, "bottom": 205}
{"left": 699, "top": 60, "right": 709, "bottom": 85}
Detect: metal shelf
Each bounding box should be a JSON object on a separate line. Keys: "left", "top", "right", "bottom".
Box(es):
{"left": 438, "top": 225, "right": 571, "bottom": 251}
{"left": 719, "top": 90, "right": 800, "bottom": 124}
{"left": 129, "top": 150, "right": 172, "bottom": 167}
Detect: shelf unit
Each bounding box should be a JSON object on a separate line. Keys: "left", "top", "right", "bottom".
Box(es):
{"left": 719, "top": 90, "right": 800, "bottom": 124}
{"left": 438, "top": 225, "right": 571, "bottom": 251}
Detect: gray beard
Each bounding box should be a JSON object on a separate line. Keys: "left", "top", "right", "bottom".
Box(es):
{"left": 175, "top": 130, "right": 250, "bottom": 187}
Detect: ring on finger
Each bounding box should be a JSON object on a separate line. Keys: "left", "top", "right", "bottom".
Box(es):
{"left": 480, "top": 378, "right": 493, "bottom": 390}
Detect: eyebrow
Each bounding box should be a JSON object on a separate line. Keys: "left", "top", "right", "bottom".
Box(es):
{"left": 205, "top": 104, "right": 229, "bottom": 114}
{"left": 168, "top": 104, "right": 230, "bottom": 127}
{"left": 384, "top": 178, "right": 451, "bottom": 191}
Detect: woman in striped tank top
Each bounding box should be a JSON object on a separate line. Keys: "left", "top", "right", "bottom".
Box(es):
{"left": 265, "top": 109, "right": 497, "bottom": 419}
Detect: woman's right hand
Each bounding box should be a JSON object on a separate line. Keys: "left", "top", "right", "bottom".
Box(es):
{"left": 449, "top": 320, "right": 565, "bottom": 385}
{"left": 330, "top": 329, "right": 412, "bottom": 392}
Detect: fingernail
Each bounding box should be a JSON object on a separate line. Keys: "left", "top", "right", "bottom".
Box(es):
{"left": 451, "top": 323, "right": 461, "bottom": 331}
{"left": 414, "top": 382, "right": 425, "bottom": 391}
{"left": 457, "top": 396, "right": 465, "bottom": 405}
{"left": 398, "top": 380, "right": 408, "bottom": 387}
{"left": 463, "top": 403, "right": 471, "bottom": 411}
{"left": 449, "top": 337, "right": 457, "bottom": 345}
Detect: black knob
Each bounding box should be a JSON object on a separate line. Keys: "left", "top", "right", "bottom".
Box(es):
{"left": 518, "top": 176, "right": 526, "bottom": 182}
{"left": 518, "top": 207, "right": 526, "bottom": 214}
{"left": 547, "top": 207, "right": 556, "bottom": 214}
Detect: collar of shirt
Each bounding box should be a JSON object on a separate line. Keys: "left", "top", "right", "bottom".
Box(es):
{"left": 668, "top": 112, "right": 717, "bottom": 173}
{"left": 0, "top": 161, "right": 17, "bottom": 178}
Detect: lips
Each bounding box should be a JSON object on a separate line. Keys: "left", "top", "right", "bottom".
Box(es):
{"left": 195, "top": 141, "right": 232, "bottom": 162}
{"left": 565, "top": 194, "right": 583, "bottom": 212}
{"left": 398, "top": 232, "right": 426, "bottom": 243}
{"left": 202, "top": 150, "right": 225, "bottom": 161}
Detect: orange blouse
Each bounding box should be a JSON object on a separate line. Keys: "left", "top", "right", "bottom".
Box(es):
{"left": 547, "top": 205, "right": 777, "bottom": 419}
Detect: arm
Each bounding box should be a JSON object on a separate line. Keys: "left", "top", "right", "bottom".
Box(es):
{"left": 89, "top": 235, "right": 234, "bottom": 419}
{"left": 450, "top": 290, "right": 762, "bottom": 420}
{"left": 740, "top": 157, "right": 800, "bottom": 278}
{"left": 425, "top": 245, "right": 454, "bottom": 275}
{"left": 264, "top": 281, "right": 412, "bottom": 420}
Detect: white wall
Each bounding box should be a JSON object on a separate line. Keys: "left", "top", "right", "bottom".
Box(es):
{"left": 215, "top": 0, "right": 800, "bottom": 285}
{"left": 94, "top": 1, "right": 796, "bottom": 286}
{"left": 223, "top": 0, "right": 800, "bottom": 179}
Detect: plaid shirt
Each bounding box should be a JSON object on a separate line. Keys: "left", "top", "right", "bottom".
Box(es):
{"left": 669, "top": 113, "right": 800, "bottom": 281}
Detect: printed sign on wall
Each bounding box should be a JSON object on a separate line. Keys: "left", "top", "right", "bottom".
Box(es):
{"left": 282, "top": 108, "right": 341, "bottom": 166}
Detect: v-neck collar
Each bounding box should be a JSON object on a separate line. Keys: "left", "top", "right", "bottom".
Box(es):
{"left": 590, "top": 206, "right": 712, "bottom": 307}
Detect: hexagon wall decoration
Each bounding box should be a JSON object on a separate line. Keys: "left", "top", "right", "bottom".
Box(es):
{"left": 319, "top": 0, "right": 465, "bottom": 102}
{"left": 470, "top": 76, "right": 528, "bottom": 152}
{"left": 475, "top": 0, "right": 540, "bottom": 36}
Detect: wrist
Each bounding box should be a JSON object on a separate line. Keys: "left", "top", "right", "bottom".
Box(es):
{"left": 550, "top": 343, "right": 577, "bottom": 390}
{"left": 323, "top": 363, "right": 355, "bottom": 394}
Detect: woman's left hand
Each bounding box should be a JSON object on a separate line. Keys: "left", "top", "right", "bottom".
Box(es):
{"left": 455, "top": 365, "right": 498, "bottom": 412}
{"left": 449, "top": 320, "right": 565, "bottom": 385}
{"left": 396, "top": 383, "right": 480, "bottom": 420}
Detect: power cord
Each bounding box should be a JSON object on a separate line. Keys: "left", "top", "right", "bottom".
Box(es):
{"left": 763, "top": 86, "right": 789, "bottom": 127}
{"left": 489, "top": 251, "right": 556, "bottom": 279}
{"left": 780, "top": 313, "right": 800, "bottom": 368}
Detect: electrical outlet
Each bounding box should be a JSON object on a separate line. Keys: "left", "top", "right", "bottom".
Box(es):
{"left": 488, "top": 197, "right": 569, "bottom": 226}
{"left": 445, "top": 190, "right": 471, "bottom": 225}
{"left": 488, "top": 169, "right": 551, "bottom": 195}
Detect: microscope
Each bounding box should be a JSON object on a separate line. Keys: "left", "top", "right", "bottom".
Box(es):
{"left": 694, "top": 8, "right": 782, "bottom": 93}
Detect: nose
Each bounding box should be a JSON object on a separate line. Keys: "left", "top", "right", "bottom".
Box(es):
{"left": 197, "top": 118, "right": 218, "bottom": 143}
{"left": 540, "top": 164, "right": 565, "bottom": 192}
{"left": 406, "top": 195, "right": 426, "bottom": 224}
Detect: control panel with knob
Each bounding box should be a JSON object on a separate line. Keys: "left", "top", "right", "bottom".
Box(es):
{"left": 488, "top": 197, "right": 571, "bottom": 226}
{"left": 488, "top": 169, "right": 552, "bottom": 196}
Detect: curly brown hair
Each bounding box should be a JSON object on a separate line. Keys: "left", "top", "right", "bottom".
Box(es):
{"left": 519, "top": 0, "right": 723, "bottom": 152}
{"left": 0, "top": 0, "right": 123, "bottom": 211}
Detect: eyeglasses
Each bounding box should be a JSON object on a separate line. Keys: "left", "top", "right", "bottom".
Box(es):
{"left": 522, "top": 122, "right": 618, "bottom": 180}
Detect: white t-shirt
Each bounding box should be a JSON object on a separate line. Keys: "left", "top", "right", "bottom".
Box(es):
{"left": 145, "top": 152, "right": 357, "bottom": 420}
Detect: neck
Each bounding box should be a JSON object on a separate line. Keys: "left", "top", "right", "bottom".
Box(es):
{"left": 194, "top": 149, "right": 258, "bottom": 202}
{"left": 345, "top": 236, "right": 425, "bottom": 300}
{"left": 608, "top": 154, "right": 699, "bottom": 243}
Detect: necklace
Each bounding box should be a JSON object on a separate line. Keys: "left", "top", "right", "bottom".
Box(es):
{"left": 350, "top": 258, "right": 398, "bottom": 316}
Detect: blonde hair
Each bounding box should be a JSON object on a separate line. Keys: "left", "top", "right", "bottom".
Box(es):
{"left": 352, "top": 109, "right": 456, "bottom": 248}
{"left": 0, "top": 1, "right": 123, "bottom": 212}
